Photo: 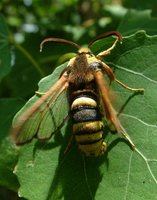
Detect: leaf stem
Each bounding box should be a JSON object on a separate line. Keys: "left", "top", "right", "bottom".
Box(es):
{"left": 10, "top": 35, "right": 45, "bottom": 77}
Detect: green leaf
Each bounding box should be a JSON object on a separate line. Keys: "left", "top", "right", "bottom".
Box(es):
{"left": 0, "top": 14, "right": 11, "bottom": 80}
{"left": 122, "top": 0, "right": 157, "bottom": 10}
{"left": 118, "top": 10, "right": 157, "bottom": 36}
{"left": 14, "top": 31, "right": 157, "bottom": 200}
{"left": 0, "top": 138, "right": 19, "bottom": 192}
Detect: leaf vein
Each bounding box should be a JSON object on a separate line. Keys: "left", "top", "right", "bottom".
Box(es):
{"left": 123, "top": 151, "right": 133, "bottom": 200}
{"left": 135, "top": 148, "right": 157, "bottom": 184}
{"left": 121, "top": 113, "right": 157, "bottom": 128}
{"left": 115, "top": 64, "right": 157, "bottom": 84}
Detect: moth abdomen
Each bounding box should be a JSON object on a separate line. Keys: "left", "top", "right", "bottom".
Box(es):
{"left": 70, "top": 90, "right": 106, "bottom": 156}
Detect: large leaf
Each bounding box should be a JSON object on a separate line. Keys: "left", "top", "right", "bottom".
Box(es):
{"left": 14, "top": 31, "right": 157, "bottom": 200}
{"left": 0, "top": 14, "right": 11, "bottom": 80}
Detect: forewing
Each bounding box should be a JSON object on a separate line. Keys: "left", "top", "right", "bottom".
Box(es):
{"left": 12, "top": 96, "right": 43, "bottom": 143}
{"left": 12, "top": 64, "right": 69, "bottom": 144}
{"left": 95, "top": 70, "right": 135, "bottom": 148}
{"left": 94, "top": 70, "right": 123, "bottom": 132}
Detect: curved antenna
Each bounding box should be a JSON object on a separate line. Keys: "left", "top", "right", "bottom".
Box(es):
{"left": 40, "top": 38, "right": 81, "bottom": 52}
{"left": 88, "top": 31, "right": 123, "bottom": 47}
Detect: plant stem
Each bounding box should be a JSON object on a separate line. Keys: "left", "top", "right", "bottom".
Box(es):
{"left": 10, "top": 36, "right": 45, "bottom": 77}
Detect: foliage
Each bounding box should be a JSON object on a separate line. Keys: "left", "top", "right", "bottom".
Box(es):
{"left": 0, "top": 1, "right": 157, "bottom": 200}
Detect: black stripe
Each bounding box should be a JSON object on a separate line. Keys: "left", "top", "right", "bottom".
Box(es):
{"left": 71, "top": 105, "right": 96, "bottom": 111}
{"left": 72, "top": 108, "right": 101, "bottom": 122}
{"left": 79, "top": 137, "right": 103, "bottom": 145}
{"left": 74, "top": 125, "right": 103, "bottom": 135}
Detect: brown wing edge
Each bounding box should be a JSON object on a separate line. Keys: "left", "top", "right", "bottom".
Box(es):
{"left": 94, "top": 70, "right": 135, "bottom": 149}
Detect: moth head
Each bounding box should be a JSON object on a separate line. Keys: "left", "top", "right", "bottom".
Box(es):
{"left": 78, "top": 47, "right": 92, "bottom": 55}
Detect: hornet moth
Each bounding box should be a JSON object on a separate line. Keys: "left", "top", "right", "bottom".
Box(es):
{"left": 12, "top": 31, "right": 144, "bottom": 156}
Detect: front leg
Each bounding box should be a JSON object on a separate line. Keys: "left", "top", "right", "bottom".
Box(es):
{"left": 97, "top": 37, "right": 120, "bottom": 58}
{"left": 101, "top": 62, "right": 144, "bottom": 92}
{"left": 35, "top": 91, "right": 46, "bottom": 97}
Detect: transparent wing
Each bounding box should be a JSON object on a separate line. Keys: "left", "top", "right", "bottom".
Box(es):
{"left": 12, "top": 70, "right": 69, "bottom": 144}
{"left": 37, "top": 89, "right": 69, "bottom": 140}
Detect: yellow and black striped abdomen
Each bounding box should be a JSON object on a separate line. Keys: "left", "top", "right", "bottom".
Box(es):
{"left": 71, "top": 92, "right": 107, "bottom": 156}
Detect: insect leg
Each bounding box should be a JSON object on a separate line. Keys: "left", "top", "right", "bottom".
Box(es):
{"left": 101, "top": 62, "right": 144, "bottom": 92}
{"left": 94, "top": 69, "right": 135, "bottom": 149}
{"left": 97, "top": 36, "right": 120, "bottom": 57}
{"left": 35, "top": 91, "right": 46, "bottom": 97}
{"left": 114, "top": 79, "right": 144, "bottom": 92}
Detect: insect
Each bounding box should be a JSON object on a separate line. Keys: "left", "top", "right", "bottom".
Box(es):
{"left": 12, "top": 31, "right": 144, "bottom": 156}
